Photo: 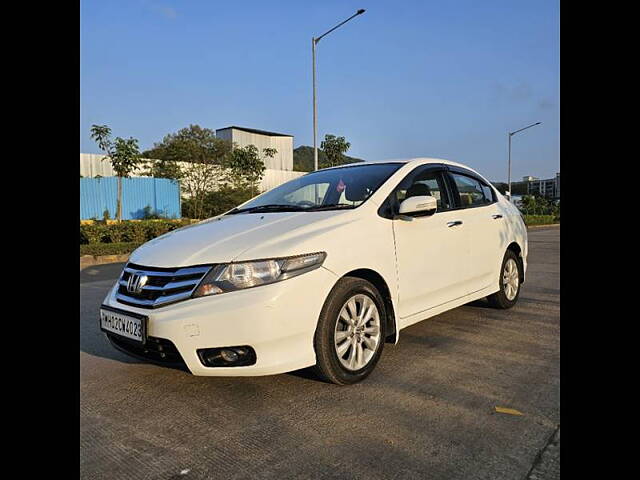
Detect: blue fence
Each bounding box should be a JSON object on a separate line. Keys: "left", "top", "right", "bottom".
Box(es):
{"left": 80, "top": 177, "right": 181, "bottom": 220}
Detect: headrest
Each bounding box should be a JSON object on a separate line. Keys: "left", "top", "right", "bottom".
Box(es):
{"left": 406, "top": 183, "right": 432, "bottom": 198}
{"left": 344, "top": 182, "right": 370, "bottom": 202}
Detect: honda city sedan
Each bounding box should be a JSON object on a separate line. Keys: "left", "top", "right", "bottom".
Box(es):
{"left": 100, "top": 158, "right": 527, "bottom": 384}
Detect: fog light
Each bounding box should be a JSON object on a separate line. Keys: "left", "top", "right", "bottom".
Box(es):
{"left": 197, "top": 346, "right": 257, "bottom": 367}
{"left": 220, "top": 349, "right": 238, "bottom": 362}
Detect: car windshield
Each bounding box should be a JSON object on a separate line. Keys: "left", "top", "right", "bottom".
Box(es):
{"left": 227, "top": 163, "right": 403, "bottom": 214}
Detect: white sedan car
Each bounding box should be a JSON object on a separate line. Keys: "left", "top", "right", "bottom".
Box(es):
{"left": 100, "top": 158, "right": 527, "bottom": 384}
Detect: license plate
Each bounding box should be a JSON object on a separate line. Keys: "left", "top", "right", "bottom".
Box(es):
{"left": 100, "top": 306, "right": 147, "bottom": 344}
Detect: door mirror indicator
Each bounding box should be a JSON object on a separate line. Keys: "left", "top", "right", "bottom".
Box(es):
{"left": 398, "top": 195, "right": 438, "bottom": 217}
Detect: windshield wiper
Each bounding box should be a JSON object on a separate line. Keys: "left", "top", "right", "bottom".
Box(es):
{"left": 226, "top": 204, "right": 307, "bottom": 215}
{"left": 306, "top": 203, "right": 356, "bottom": 211}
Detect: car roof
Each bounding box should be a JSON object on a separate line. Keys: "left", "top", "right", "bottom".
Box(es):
{"left": 368, "top": 157, "right": 466, "bottom": 167}
{"left": 318, "top": 157, "right": 492, "bottom": 187}
{"left": 323, "top": 157, "right": 476, "bottom": 172}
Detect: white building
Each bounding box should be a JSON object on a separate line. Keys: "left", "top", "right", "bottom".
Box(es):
{"left": 527, "top": 172, "right": 560, "bottom": 200}
{"left": 81, "top": 125, "right": 301, "bottom": 192}
{"left": 80, "top": 153, "right": 302, "bottom": 192}
{"left": 215, "top": 126, "right": 293, "bottom": 171}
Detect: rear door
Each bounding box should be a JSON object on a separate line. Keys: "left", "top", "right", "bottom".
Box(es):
{"left": 445, "top": 167, "right": 505, "bottom": 293}
{"left": 390, "top": 164, "right": 472, "bottom": 322}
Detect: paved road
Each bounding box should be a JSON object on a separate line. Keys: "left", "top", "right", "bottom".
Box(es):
{"left": 80, "top": 227, "right": 560, "bottom": 480}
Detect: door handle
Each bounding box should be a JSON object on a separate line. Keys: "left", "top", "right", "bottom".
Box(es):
{"left": 492, "top": 214, "right": 503, "bottom": 219}
{"left": 447, "top": 221, "right": 463, "bottom": 227}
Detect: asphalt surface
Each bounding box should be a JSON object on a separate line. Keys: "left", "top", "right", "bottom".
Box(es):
{"left": 80, "top": 227, "right": 560, "bottom": 480}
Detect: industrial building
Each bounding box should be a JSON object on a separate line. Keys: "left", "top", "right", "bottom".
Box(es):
{"left": 215, "top": 126, "right": 293, "bottom": 171}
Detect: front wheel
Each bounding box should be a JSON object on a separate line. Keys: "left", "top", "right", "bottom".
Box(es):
{"left": 487, "top": 250, "right": 522, "bottom": 309}
{"left": 313, "top": 277, "right": 386, "bottom": 385}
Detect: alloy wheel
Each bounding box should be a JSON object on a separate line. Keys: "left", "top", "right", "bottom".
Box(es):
{"left": 334, "top": 294, "right": 381, "bottom": 371}
{"left": 503, "top": 258, "right": 520, "bottom": 301}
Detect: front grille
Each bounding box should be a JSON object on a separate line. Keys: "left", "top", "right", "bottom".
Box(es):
{"left": 108, "top": 334, "right": 187, "bottom": 368}
{"left": 116, "top": 263, "right": 211, "bottom": 309}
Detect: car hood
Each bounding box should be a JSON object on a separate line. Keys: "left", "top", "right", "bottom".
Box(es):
{"left": 128, "top": 210, "right": 356, "bottom": 268}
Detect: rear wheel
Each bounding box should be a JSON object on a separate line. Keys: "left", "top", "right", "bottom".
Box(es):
{"left": 313, "top": 277, "right": 386, "bottom": 385}
{"left": 487, "top": 250, "right": 522, "bottom": 309}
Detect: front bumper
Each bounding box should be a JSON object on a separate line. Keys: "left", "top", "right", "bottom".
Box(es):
{"left": 102, "top": 266, "right": 338, "bottom": 376}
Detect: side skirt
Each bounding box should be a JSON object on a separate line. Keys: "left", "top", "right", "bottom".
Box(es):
{"left": 397, "top": 284, "right": 498, "bottom": 334}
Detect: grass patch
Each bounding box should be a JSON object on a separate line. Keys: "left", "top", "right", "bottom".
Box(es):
{"left": 80, "top": 242, "right": 143, "bottom": 257}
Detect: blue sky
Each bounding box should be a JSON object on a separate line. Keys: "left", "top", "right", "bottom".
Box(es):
{"left": 80, "top": 0, "right": 559, "bottom": 181}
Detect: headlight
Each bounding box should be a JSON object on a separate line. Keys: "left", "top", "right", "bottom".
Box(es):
{"left": 192, "top": 252, "right": 327, "bottom": 298}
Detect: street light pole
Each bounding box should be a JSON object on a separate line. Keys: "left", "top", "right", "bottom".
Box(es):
{"left": 507, "top": 121, "right": 541, "bottom": 200}
{"left": 312, "top": 37, "right": 317, "bottom": 172}
{"left": 312, "top": 9, "right": 366, "bottom": 172}
{"left": 508, "top": 132, "right": 512, "bottom": 199}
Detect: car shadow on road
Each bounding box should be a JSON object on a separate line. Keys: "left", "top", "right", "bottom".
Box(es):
{"left": 80, "top": 262, "right": 127, "bottom": 283}
{"left": 286, "top": 367, "right": 328, "bottom": 383}
{"left": 80, "top": 266, "right": 150, "bottom": 367}
{"left": 465, "top": 298, "right": 494, "bottom": 309}
{"left": 80, "top": 309, "right": 142, "bottom": 366}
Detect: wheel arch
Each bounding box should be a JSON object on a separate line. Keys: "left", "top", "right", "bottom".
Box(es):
{"left": 341, "top": 268, "right": 398, "bottom": 344}
{"left": 506, "top": 242, "right": 525, "bottom": 283}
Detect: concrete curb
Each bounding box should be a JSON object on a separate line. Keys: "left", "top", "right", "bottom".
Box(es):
{"left": 80, "top": 253, "right": 130, "bottom": 270}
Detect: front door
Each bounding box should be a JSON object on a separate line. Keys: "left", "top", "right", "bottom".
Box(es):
{"left": 391, "top": 166, "right": 471, "bottom": 323}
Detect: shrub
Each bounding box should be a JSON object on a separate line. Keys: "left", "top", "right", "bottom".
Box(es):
{"left": 144, "top": 221, "right": 171, "bottom": 240}
{"left": 80, "top": 242, "right": 142, "bottom": 256}
{"left": 121, "top": 222, "right": 147, "bottom": 243}
{"left": 79, "top": 219, "right": 194, "bottom": 246}
{"left": 106, "top": 222, "right": 126, "bottom": 243}
{"left": 80, "top": 224, "right": 108, "bottom": 244}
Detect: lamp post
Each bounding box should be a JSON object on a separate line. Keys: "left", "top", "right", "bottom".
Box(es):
{"left": 508, "top": 122, "right": 541, "bottom": 200}
{"left": 312, "top": 9, "right": 366, "bottom": 172}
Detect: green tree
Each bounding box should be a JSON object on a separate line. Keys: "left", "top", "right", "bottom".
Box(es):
{"left": 320, "top": 134, "right": 351, "bottom": 168}
{"left": 222, "top": 144, "right": 269, "bottom": 195}
{"left": 90, "top": 124, "right": 142, "bottom": 221}
{"left": 143, "top": 125, "right": 233, "bottom": 219}
{"left": 142, "top": 124, "right": 231, "bottom": 164}
{"left": 263, "top": 147, "right": 277, "bottom": 159}
{"left": 181, "top": 162, "right": 223, "bottom": 219}
{"left": 182, "top": 186, "right": 254, "bottom": 219}
{"left": 143, "top": 158, "right": 183, "bottom": 181}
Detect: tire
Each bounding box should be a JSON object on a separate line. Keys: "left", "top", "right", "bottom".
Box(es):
{"left": 313, "top": 277, "right": 386, "bottom": 385}
{"left": 487, "top": 249, "right": 522, "bottom": 309}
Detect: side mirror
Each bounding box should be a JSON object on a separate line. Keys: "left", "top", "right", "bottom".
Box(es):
{"left": 398, "top": 195, "right": 437, "bottom": 217}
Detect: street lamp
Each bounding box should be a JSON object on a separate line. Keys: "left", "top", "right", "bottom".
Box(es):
{"left": 312, "top": 9, "right": 366, "bottom": 171}
{"left": 507, "top": 122, "right": 541, "bottom": 200}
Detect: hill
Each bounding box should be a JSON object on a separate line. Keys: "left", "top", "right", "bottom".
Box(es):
{"left": 293, "top": 146, "right": 364, "bottom": 172}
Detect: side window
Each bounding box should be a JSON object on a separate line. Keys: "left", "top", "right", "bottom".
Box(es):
{"left": 450, "top": 173, "right": 493, "bottom": 207}
{"left": 393, "top": 168, "right": 451, "bottom": 212}
{"left": 480, "top": 183, "right": 495, "bottom": 203}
